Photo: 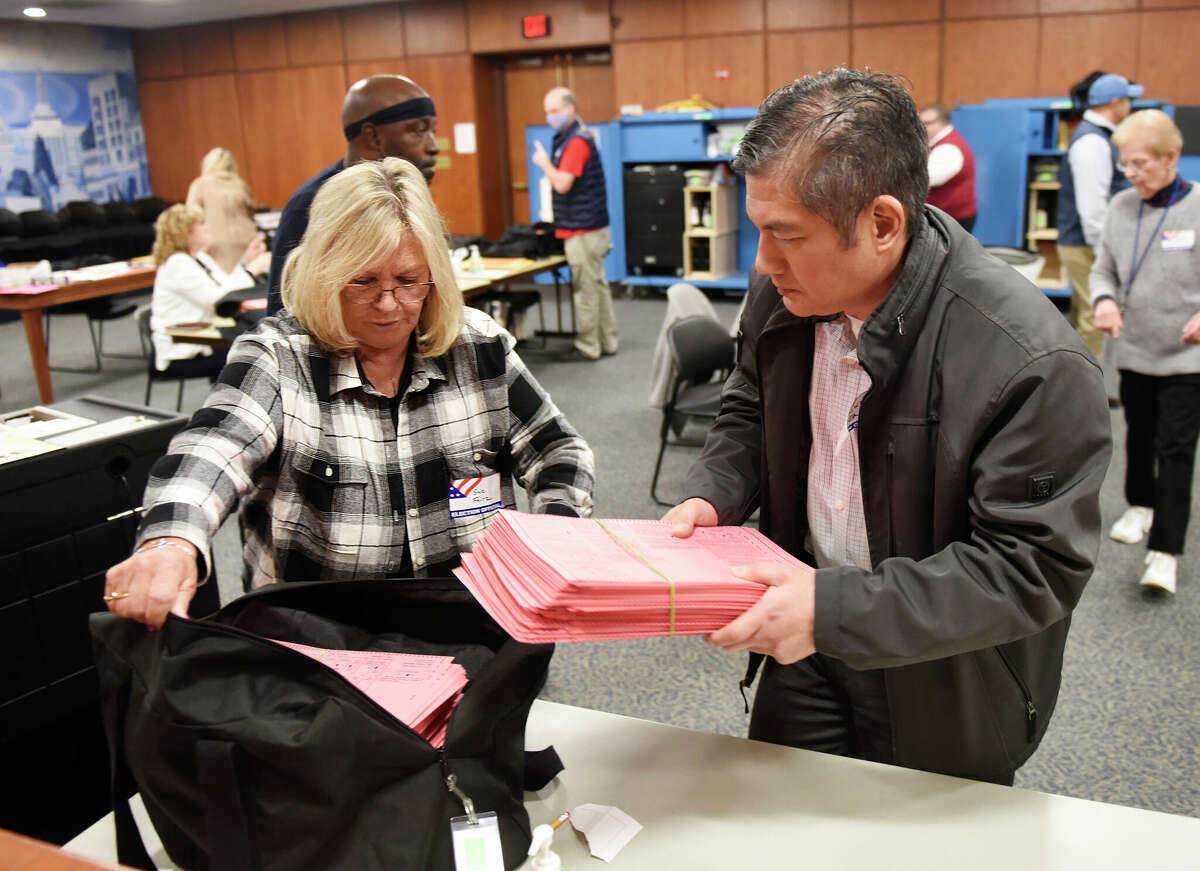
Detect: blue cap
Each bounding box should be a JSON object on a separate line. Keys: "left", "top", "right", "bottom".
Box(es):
{"left": 1087, "top": 74, "right": 1144, "bottom": 107}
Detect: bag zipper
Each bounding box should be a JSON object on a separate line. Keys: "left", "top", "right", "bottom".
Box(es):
{"left": 996, "top": 646, "right": 1038, "bottom": 743}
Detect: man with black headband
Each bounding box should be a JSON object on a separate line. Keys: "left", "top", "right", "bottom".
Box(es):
{"left": 266, "top": 74, "right": 439, "bottom": 315}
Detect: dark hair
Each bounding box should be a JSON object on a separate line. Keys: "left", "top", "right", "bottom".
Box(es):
{"left": 732, "top": 68, "right": 929, "bottom": 245}
{"left": 1066, "top": 70, "right": 1106, "bottom": 121}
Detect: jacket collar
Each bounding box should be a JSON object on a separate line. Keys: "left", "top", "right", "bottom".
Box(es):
{"left": 327, "top": 346, "right": 447, "bottom": 399}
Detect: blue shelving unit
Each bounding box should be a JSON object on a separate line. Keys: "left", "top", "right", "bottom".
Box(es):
{"left": 953, "top": 97, "right": 1173, "bottom": 299}
{"left": 526, "top": 108, "right": 761, "bottom": 292}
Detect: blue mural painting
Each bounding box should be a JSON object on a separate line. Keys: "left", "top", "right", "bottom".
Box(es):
{"left": 0, "top": 64, "right": 150, "bottom": 212}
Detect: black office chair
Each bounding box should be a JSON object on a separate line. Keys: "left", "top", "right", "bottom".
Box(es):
{"left": 650, "top": 315, "right": 736, "bottom": 506}
{"left": 136, "top": 305, "right": 207, "bottom": 411}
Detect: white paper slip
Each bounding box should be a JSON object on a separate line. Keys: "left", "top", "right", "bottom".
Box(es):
{"left": 569, "top": 803, "right": 642, "bottom": 862}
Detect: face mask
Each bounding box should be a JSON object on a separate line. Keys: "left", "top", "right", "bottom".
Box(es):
{"left": 546, "top": 112, "right": 571, "bottom": 132}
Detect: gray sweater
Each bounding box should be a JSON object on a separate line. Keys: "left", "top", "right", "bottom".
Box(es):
{"left": 1090, "top": 183, "right": 1200, "bottom": 376}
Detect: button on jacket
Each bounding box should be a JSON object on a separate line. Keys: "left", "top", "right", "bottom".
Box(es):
{"left": 138, "top": 307, "right": 595, "bottom": 588}
{"left": 685, "top": 209, "right": 1111, "bottom": 780}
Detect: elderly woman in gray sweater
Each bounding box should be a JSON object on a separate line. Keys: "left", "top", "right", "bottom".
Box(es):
{"left": 1091, "top": 109, "right": 1200, "bottom": 595}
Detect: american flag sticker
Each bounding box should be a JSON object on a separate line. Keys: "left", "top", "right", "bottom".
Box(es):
{"left": 449, "top": 472, "right": 503, "bottom": 518}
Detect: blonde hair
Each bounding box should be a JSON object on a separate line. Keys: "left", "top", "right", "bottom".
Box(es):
{"left": 1113, "top": 109, "right": 1183, "bottom": 156}
{"left": 282, "top": 157, "right": 463, "bottom": 358}
{"left": 201, "top": 147, "right": 239, "bottom": 177}
{"left": 151, "top": 204, "right": 204, "bottom": 266}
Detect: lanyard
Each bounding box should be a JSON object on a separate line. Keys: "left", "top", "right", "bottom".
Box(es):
{"left": 1126, "top": 201, "right": 1172, "bottom": 299}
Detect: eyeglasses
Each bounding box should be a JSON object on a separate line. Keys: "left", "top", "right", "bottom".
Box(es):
{"left": 1116, "top": 156, "right": 1162, "bottom": 175}
{"left": 343, "top": 279, "right": 435, "bottom": 306}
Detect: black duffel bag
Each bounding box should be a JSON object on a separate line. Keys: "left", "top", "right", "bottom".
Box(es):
{"left": 90, "top": 578, "right": 555, "bottom": 871}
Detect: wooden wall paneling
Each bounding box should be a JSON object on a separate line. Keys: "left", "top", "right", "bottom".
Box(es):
{"left": 683, "top": 0, "right": 764, "bottom": 36}
{"left": 285, "top": 10, "right": 346, "bottom": 67}
{"left": 404, "top": 0, "right": 469, "bottom": 56}
{"left": 341, "top": 4, "right": 406, "bottom": 60}
{"left": 685, "top": 34, "right": 768, "bottom": 109}
{"left": 853, "top": 0, "right": 941, "bottom": 26}
{"left": 232, "top": 17, "right": 289, "bottom": 71}
{"left": 1039, "top": 0, "right": 1136, "bottom": 14}
{"left": 470, "top": 56, "right": 506, "bottom": 238}
{"left": 132, "top": 28, "right": 184, "bottom": 80}
{"left": 236, "top": 65, "right": 350, "bottom": 208}
{"left": 178, "top": 22, "right": 235, "bottom": 76}
{"left": 610, "top": 0, "right": 684, "bottom": 40}
{"left": 1138, "top": 9, "right": 1200, "bottom": 105}
{"left": 613, "top": 40, "right": 687, "bottom": 111}
{"left": 501, "top": 56, "right": 559, "bottom": 224}
{"left": 943, "top": 0, "right": 1037, "bottom": 18}
{"left": 942, "top": 18, "right": 1039, "bottom": 105}
{"left": 467, "top": 0, "right": 611, "bottom": 54}
{"left": 391, "top": 54, "right": 485, "bottom": 234}
{"left": 766, "top": 29, "right": 852, "bottom": 93}
{"left": 1140, "top": 0, "right": 1200, "bottom": 7}
{"left": 183, "top": 75, "right": 250, "bottom": 203}
{"left": 1035, "top": 12, "right": 1139, "bottom": 99}
{"left": 139, "top": 79, "right": 193, "bottom": 200}
{"left": 566, "top": 52, "right": 617, "bottom": 121}
{"left": 765, "top": 0, "right": 850, "bottom": 31}
{"left": 852, "top": 24, "right": 941, "bottom": 107}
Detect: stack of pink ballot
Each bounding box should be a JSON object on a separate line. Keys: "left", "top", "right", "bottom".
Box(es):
{"left": 454, "top": 509, "right": 805, "bottom": 642}
{"left": 274, "top": 640, "right": 467, "bottom": 747}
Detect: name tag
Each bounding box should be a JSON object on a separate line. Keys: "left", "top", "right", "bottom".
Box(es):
{"left": 449, "top": 474, "right": 502, "bottom": 519}
{"left": 1161, "top": 229, "right": 1195, "bottom": 251}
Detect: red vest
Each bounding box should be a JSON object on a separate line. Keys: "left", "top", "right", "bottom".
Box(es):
{"left": 927, "top": 127, "right": 977, "bottom": 220}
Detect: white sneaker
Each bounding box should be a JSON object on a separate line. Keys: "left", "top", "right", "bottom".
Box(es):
{"left": 1140, "top": 550, "right": 1177, "bottom": 594}
{"left": 1110, "top": 506, "right": 1154, "bottom": 544}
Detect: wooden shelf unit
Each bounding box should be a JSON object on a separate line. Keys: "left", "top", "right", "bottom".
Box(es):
{"left": 682, "top": 183, "right": 738, "bottom": 280}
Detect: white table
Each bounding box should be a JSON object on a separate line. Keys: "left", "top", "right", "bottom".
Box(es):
{"left": 63, "top": 700, "right": 1200, "bottom": 870}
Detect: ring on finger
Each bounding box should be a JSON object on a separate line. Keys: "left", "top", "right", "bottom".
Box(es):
{"left": 103, "top": 592, "right": 131, "bottom": 602}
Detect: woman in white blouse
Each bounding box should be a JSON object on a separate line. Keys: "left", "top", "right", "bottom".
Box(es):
{"left": 150, "top": 204, "right": 270, "bottom": 379}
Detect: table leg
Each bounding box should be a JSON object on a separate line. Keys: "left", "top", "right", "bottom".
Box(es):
{"left": 21, "top": 307, "right": 53, "bottom": 403}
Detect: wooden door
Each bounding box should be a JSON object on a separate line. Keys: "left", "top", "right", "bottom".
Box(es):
{"left": 500, "top": 50, "right": 614, "bottom": 226}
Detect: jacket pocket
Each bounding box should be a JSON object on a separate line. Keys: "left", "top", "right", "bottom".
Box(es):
{"left": 445, "top": 447, "right": 503, "bottom": 547}
{"left": 282, "top": 451, "right": 371, "bottom": 554}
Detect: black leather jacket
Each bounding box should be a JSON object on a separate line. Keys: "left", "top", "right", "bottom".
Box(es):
{"left": 685, "top": 208, "right": 1111, "bottom": 780}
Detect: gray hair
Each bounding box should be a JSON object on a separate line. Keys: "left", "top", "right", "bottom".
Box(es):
{"left": 1112, "top": 108, "right": 1183, "bottom": 156}
{"left": 282, "top": 157, "right": 463, "bottom": 358}
{"left": 733, "top": 68, "right": 930, "bottom": 245}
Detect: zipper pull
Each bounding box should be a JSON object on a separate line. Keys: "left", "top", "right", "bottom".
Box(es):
{"left": 446, "top": 773, "right": 478, "bottom": 826}
{"left": 1025, "top": 700, "right": 1038, "bottom": 743}
{"left": 896, "top": 313, "right": 906, "bottom": 335}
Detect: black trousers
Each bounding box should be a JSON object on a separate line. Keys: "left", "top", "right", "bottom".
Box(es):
{"left": 1119, "top": 369, "right": 1200, "bottom": 554}
{"left": 749, "top": 653, "right": 894, "bottom": 765}
{"left": 161, "top": 348, "right": 229, "bottom": 381}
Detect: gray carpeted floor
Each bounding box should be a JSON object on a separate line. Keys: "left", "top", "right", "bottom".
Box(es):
{"left": 4, "top": 284, "right": 1196, "bottom": 818}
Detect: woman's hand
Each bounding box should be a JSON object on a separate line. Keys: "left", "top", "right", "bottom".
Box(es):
{"left": 104, "top": 537, "right": 201, "bottom": 630}
{"left": 244, "top": 250, "right": 272, "bottom": 278}
{"left": 1094, "top": 298, "right": 1123, "bottom": 338}
{"left": 1182, "top": 312, "right": 1200, "bottom": 345}
{"left": 242, "top": 234, "right": 267, "bottom": 264}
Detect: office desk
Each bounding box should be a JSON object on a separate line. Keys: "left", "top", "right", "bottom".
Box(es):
{"left": 62, "top": 700, "right": 1200, "bottom": 870}
{"left": 0, "top": 266, "right": 156, "bottom": 403}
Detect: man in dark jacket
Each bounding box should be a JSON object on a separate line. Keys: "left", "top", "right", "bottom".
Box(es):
{"left": 664, "top": 69, "right": 1111, "bottom": 784}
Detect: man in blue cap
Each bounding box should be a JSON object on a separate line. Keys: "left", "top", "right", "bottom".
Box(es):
{"left": 1056, "top": 72, "right": 1144, "bottom": 365}
{"left": 266, "top": 74, "right": 439, "bottom": 315}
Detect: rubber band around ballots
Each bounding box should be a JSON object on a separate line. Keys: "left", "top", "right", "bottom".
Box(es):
{"left": 594, "top": 519, "right": 676, "bottom": 636}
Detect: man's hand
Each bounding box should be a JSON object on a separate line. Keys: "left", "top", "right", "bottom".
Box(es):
{"left": 104, "top": 537, "right": 200, "bottom": 630}
{"left": 1094, "top": 298, "right": 1123, "bottom": 337}
{"left": 531, "top": 140, "right": 552, "bottom": 172}
{"left": 662, "top": 497, "right": 719, "bottom": 538}
{"left": 707, "top": 561, "right": 817, "bottom": 665}
{"left": 1182, "top": 311, "right": 1200, "bottom": 344}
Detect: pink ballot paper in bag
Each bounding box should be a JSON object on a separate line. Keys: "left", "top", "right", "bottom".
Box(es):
{"left": 453, "top": 510, "right": 806, "bottom": 642}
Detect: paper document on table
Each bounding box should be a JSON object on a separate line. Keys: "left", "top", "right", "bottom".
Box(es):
{"left": 0, "top": 429, "right": 61, "bottom": 465}
{"left": 569, "top": 803, "right": 642, "bottom": 862}
{"left": 273, "top": 641, "right": 467, "bottom": 746}
{"left": 453, "top": 510, "right": 805, "bottom": 642}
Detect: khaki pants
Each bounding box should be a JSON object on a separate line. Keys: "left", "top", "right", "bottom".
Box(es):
{"left": 1057, "top": 244, "right": 1104, "bottom": 359}
{"left": 564, "top": 227, "right": 618, "bottom": 359}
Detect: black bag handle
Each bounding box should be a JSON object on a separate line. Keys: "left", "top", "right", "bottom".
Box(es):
{"left": 196, "top": 739, "right": 260, "bottom": 871}
{"left": 97, "top": 658, "right": 156, "bottom": 871}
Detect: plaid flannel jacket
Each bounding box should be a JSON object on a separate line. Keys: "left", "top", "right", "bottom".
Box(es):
{"left": 138, "top": 308, "right": 595, "bottom": 588}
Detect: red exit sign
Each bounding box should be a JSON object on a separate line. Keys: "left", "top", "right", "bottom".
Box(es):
{"left": 523, "top": 14, "right": 550, "bottom": 38}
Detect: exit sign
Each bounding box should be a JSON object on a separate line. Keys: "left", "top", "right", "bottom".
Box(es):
{"left": 523, "top": 14, "right": 550, "bottom": 38}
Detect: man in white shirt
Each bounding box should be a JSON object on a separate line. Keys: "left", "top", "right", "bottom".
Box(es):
{"left": 920, "top": 103, "right": 977, "bottom": 233}
{"left": 1055, "top": 73, "right": 1142, "bottom": 360}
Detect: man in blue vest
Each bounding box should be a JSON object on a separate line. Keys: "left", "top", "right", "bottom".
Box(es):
{"left": 532, "top": 87, "right": 618, "bottom": 362}
{"left": 1056, "top": 73, "right": 1142, "bottom": 362}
